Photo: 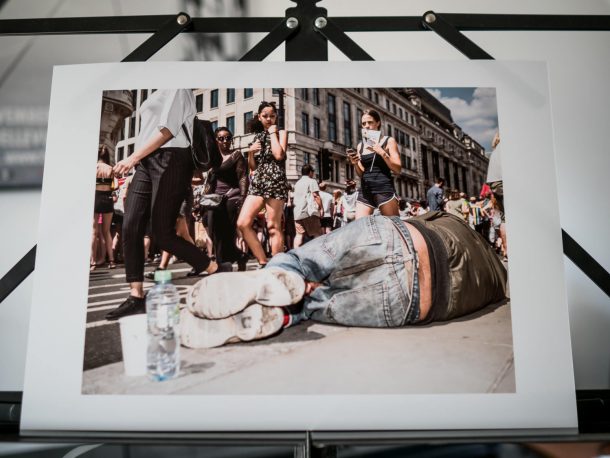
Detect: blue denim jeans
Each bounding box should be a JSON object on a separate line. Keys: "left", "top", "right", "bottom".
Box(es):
{"left": 267, "top": 216, "right": 420, "bottom": 327}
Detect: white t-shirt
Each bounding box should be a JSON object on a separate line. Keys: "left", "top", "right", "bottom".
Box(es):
{"left": 135, "top": 89, "right": 196, "bottom": 151}
{"left": 319, "top": 191, "right": 333, "bottom": 218}
{"left": 293, "top": 175, "right": 320, "bottom": 220}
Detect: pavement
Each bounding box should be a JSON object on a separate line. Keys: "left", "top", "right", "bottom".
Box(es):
{"left": 82, "top": 260, "right": 514, "bottom": 395}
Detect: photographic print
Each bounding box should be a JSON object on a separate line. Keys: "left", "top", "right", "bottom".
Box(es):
{"left": 22, "top": 62, "right": 576, "bottom": 433}
{"left": 83, "top": 85, "right": 513, "bottom": 396}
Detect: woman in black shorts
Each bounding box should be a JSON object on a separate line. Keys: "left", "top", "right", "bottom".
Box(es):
{"left": 347, "top": 109, "right": 401, "bottom": 219}
{"left": 91, "top": 145, "right": 117, "bottom": 270}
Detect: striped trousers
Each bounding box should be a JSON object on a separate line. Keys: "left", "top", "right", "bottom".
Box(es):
{"left": 122, "top": 147, "right": 210, "bottom": 283}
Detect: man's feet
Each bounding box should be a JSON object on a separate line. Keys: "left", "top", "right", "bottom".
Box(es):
{"left": 180, "top": 304, "right": 284, "bottom": 349}
{"left": 187, "top": 268, "right": 305, "bottom": 320}
{"left": 105, "top": 295, "right": 145, "bottom": 321}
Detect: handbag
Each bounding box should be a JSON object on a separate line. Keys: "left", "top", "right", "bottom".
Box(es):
{"left": 197, "top": 172, "right": 224, "bottom": 210}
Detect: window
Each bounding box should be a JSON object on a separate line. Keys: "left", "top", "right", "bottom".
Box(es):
{"left": 343, "top": 101, "right": 352, "bottom": 146}
{"left": 386, "top": 99, "right": 390, "bottom": 110}
{"left": 226, "top": 88, "right": 235, "bottom": 104}
{"left": 405, "top": 133, "right": 410, "bottom": 149}
{"left": 300, "top": 88, "right": 309, "bottom": 101}
{"left": 128, "top": 144, "right": 134, "bottom": 157}
{"left": 444, "top": 160, "right": 451, "bottom": 187}
{"left": 243, "top": 111, "right": 253, "bottom": 131}
{"left": 411, "top": 137, "right": 417, "bottom": 151}
{"left": 210, "top": 89, "right": 219, "bottom": 109}
{"left": 117, "top": 147, "right": 124, "bottom": 162}
{"left": 422, "top": 145, "right": 429, "bottom": 180}
{"left": 211, "top": 120, "right": 218, "bottom": 132}
{"left": 313, "top": 88, "right": 320, "bottom": 105}
{"left": 272, "top": 88, "right": 280, "bottom": 96}
{"left": 196, "top": 94, "right": 203, "bottom": 112}
{"left": 301, "top": 112, "right": 310, "bottom": 135}
{"left": 345, "top": 163, "right": 355, "bottom": 181}
{"left": 304, "top": 152, "right": 310, "bottom": 164}
{"left": 453, "top": 163, "right": 460, "bottom": 190}
{"left": 401, "top": 154, "right": 407, "bottom": 169}
{"left": 387, "top": 124, "right": 392, "bottom": 137}
{"left": 374, "top": 92, "right": 379, "bottom": 104}
{"left": 356, "top": 108, "right": 363, "bottom": 141}
{"left": 399, "top": 107, "right": 403, "bottom": 119}
{"left": 129, "top": 116, "right": 136, "bottom": 137}
{"left": 226, "top": 115, "right": 235, "bottom": 134}
{"left": 327, "top": 94, "right": 337, "bottom": 142}
{"left": 462, "top": 167, "right": 468, "bottom": 192}
{"left": 141, "top": 89, "right": 149, "bottom": 104}
{"left": 244, "top": 88, "right": 253, "bottom": 99}
{"left": 392, "top": 103, "right": 397, "bottom": 114}
{"left": 367, "top": 88, "right": 372, "bottom": 99}
{"left": 334, "top": 159, "right": 340, "bottom": 183}
{"left": 313, "top": 117, "right": 321, "bottom": 139}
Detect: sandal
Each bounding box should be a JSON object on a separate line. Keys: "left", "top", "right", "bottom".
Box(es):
{"left": 108, "top": 261, "right": 117, "bottom": 269}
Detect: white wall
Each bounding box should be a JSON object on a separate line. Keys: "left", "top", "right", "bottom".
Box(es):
{"left": 1, "top": 0, "right": 609, "bottom": 391}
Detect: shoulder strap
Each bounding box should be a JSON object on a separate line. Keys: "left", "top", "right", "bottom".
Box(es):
{"left": 380, "top": 136, "right": 389, "bottom": 148}
{"left": 181, "top": 121, "right": 192, "bottom": 146}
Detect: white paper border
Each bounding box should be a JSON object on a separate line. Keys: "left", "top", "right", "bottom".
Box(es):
{"left": 21, "top": 61, "right": 576, "bottom": 433}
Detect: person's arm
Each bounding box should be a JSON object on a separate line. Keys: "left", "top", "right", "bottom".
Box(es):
{"left": 348, "top": 144, "right": 365, "bottom": 177}
{"left": 313, "top": 191, "right": 323, "bottom": 214}
{"left": 268, "top": 125, "right": 287, "bottom": 161}
{"left": 371, "top": 137, "right": 401, "bottom": 174}
{"left": 114, "top": 128, "right": 173, "bottom": 175}
{"left": 235, "top": 152, "right": 248, "bottom": 199}
{"left": 247, "top": 139, "right": 261, "bottom": 171}
{"left": 96, "top": 161, "right": 113, "bottom": 179}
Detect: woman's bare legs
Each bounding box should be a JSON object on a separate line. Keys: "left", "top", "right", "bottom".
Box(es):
{"left": 237, "top": 195, "right": 267, "bottom": 265}
{"left": 379, "top": 198, "right": 400, "bottom": 217}
{"left": 265, "top": 198, "right": 285, "bottom": 256}
{"left": 355, "top": 202, "right": 374, "bottom": 219}
{"left": 101, "top": 212, "right": 115, "bottom": 267}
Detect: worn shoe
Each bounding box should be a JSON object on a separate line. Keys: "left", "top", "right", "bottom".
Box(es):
{"left": 180, "top": 304, "right": 284, "bottom": 349}
{"left": 187, "top": 268, "right": 305, "bottom": 320}
{"left": 105, "top": 295, "right": 146, "bottom": 321}
{"left": 144, "top": 267, "right": 165, "bottom": 280}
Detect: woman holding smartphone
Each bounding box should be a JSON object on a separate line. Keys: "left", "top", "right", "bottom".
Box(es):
{"left": 347, "top": 109, "right": 402, "bottom": 219}
{"left": 237, "top": 101, "right": 288, "bottom": 268}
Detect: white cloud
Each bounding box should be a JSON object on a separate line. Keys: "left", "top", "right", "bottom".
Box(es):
{"left": 431, "top": 88, "right": 499, "bottom": 151}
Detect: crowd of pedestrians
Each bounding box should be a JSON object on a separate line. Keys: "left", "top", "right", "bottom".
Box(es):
{"left": 91, "top": 90, "right": 507, "bottom": 332}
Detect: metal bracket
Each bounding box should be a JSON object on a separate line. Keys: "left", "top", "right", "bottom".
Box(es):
{"left": 421, "top": 10, "right": 610, "bottom": 297}
{"left": 314, "top": 17, "right": 373, "bottom": 61}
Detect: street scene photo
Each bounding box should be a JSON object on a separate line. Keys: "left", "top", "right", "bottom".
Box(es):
{"left": 83, "top": 86, "right": 513, "bottom": 395}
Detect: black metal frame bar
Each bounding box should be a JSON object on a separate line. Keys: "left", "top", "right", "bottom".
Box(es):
{"left": 1, "top": 14, "right": 608, "bottom": 36}
{"left": 1, "top": 2, "right": 609, "bottom": 447}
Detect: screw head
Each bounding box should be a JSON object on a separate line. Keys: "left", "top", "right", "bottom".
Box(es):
{"left": 424, "top": 13, "right": 436, "bottom": 24}
{"left": 286, "top": 17, "right": 299, "bottom": 29}
{"left": 177, "top": 14, "right": 189, "bottom": 26}
{"left": 314, "top": 17, "right": 327, "bottom": 29}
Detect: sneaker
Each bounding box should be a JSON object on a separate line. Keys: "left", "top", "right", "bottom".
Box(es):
{"left": 105, "top": 295, "right": 145, "bottom": 321}
{"left": 186, "top": 261, "right": 232, "bottom": 278}
{"left": 144, "top": 267, "right": 165, "bottom": 280}
{"left": 180, "top": 304, "right": 284, "bottom": 349}
{"left": 187, "top": 268, "right": 305, "bottom": 320}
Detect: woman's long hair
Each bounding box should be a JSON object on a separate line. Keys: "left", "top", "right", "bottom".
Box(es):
{"left": 98, "top": 145, "right": 111, "bottom": 165}
{"left": 247, "top": 101, "right": 277, "bottom": 134}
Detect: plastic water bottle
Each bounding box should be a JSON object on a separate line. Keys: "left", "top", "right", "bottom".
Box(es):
{"left": 146, "top": 270, "right": 180, "bottom": 381}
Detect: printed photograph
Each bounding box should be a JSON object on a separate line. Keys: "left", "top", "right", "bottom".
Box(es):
{"left": 82, "top": 86, "right": 513, "bottom": 395}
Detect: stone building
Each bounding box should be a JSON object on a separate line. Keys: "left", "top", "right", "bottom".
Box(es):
{"left": 115, "top": 87, "right": 490, "bottom": 201}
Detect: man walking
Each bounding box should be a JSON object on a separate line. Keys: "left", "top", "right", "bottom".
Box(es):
{"left": 426, "top": 177, "right": 445, "bottom": 212}
{"left": 292, "top": 165, "right": 323, "bottom": 248}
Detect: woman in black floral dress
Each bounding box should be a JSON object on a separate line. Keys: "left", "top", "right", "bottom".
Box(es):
{"left": 237, "top": 101, "right": 288, "bottom": 267}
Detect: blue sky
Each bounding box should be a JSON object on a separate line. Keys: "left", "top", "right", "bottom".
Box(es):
{"left": 425, "top": 87, "right": 499, "bottom": 152}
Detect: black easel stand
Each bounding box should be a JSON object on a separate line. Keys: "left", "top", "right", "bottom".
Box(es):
{"left": 1, "top": 3, "right": 610, "bottom": 453}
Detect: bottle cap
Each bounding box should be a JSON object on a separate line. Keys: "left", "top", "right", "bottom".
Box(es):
{"left": 154, "top": 270, "right": 172, "bottom": 282}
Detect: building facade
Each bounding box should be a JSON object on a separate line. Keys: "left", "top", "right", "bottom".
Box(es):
{"left": 115, "top": 87, "right": 490, "bottom": 201}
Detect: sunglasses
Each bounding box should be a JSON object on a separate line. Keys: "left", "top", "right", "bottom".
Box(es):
{"left": 216, "top": 136, "right": 232, "bottom": 142}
